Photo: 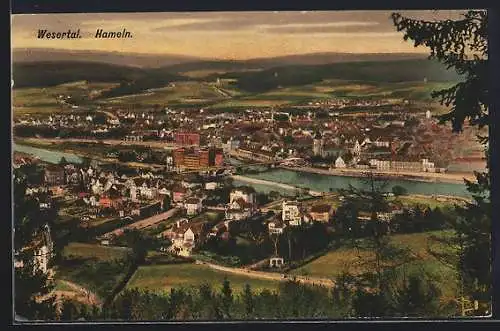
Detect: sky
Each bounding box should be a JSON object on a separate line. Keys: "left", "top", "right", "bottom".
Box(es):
{"left": 11, "top": 10, "right": 468, "bottom": 60}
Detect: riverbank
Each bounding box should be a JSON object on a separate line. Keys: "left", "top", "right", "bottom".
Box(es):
{"left": 281, "top": 166, "right": 476, "bottom": 184}
{"left": 231, "top": 175, "right": 322, "bottom": 196}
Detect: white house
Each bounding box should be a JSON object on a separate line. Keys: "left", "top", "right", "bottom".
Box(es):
{"left": 225, "top": 199, "right": 253, "bottom": 221}
{"left": 229, "top": 187, "right": 256, "bottom": 205}
{"left": 422, "top": 158, "right": 436, "bottom": 172}
{"left": 334, "top": 156, "right": 346, "bottom": 168}
{"left": 183, "top": 228, "right": 195, "bottom": 242}
{"left": 185, "top": 198, "right": 203, "bottom": 216}
{"left": 205, "top": 182, "right": 218, "bottom": 190}
{"left": 268, "top": 220, "right": 286, "bottom": 234}
{"left": 282, "top": 200, "right": 302, "bottom": 226}
{"left": 225, "top": 187, "right": 257, "bottom": 221}
{"left": 168, "top": 224, "right": 204, "bottom": 257}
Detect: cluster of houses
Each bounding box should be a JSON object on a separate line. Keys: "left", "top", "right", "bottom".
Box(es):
{"left": 267, "top": 201, "right": 335, "bottom": 234}
{"left": 157, "top": 186, "right": 259, "bottom": 257}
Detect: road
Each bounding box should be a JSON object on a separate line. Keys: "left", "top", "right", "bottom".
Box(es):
{"left": 103, "top": 207, "right": 180, "bottom": 238}
{"left": 199, "top": 260, "right": 335, "bottom": 288}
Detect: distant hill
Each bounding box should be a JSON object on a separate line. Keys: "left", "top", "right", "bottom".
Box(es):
{"left": 218, "top": 59, "right": 462, "bottom": 93}
{"left": 12, "top": 57, "right": 461, "bottom": 98}
{"left": 160, "top": 52, "right": 429, "bottom": 74}
{"left": 12, "top": 61, "right": 187, "bottom": 98}
{"left": 13, "top": 48, "right": 427, "bottom": 70}
{"left": 12, "top": 48, "right": 204, "bottom": 68}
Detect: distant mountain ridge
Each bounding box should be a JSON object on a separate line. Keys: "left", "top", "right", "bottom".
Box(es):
{"left": 12, "top": 48, "right": 204, "bottom": 68}
{"left": 13, "top": 48, "right": 428, "bottom": 69}
{"left": 13, "top": 57, "right": 460, "bottom": 96}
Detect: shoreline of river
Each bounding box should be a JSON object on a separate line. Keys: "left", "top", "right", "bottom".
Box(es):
{"left": 231, "top": 175, "right": 323, "bottom": 196}
{"left": 280, "top": 166, "right": 474, "bottom": 185}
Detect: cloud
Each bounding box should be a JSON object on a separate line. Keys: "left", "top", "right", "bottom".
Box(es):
{"left": 259, "top": 21, "right": 384, "bottom": 34}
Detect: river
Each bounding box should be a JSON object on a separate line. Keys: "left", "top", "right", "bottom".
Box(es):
{"left": 236, "top": 168, "right": 471, "bottom": 198}
{"left": 13, "top": 143, "right": 83, "bottom": 164}
{"left": 14, "top": 143, "right": 471, "bottom": 198}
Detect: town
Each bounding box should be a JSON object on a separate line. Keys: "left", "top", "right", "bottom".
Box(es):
{"left": 12, "top": 9, "right": 490, "bottom": 321}
{"left": 13, "top": 93, "right": 480, "bottom": 281}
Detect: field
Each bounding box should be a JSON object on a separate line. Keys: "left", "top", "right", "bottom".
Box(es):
{"left": 126, "top": 263, "right": 280, "bottom": 294}
{"left": 99, "top": 81, "right": 226, "bottom": 105}
{"left": 61, "top": 242, "right": 131, "bottom": 262}
{"left": 291, "top": 230, "right": 459, "bottom": 298}
{"left": 13, "top": 81, "right": 120, "bottom": 117}
{"left": 56, "top": 242, "right": 133, "bottom": 298}
{"left": 207, "top": 99, "right": 295, "bottom": 109}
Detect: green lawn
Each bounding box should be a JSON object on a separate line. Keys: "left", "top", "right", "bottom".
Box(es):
{"left": 126, "top": 263, "right": 280, "bottom": 294}
{"left": 62, "top": 242, "right": 131, "bottom": 262}
{"left": 291, "top": 230, "right": 459, "bottom": 299}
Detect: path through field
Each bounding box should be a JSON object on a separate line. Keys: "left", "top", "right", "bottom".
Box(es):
{"left": 199, "top": 260, "right": 335, "bottom": 288}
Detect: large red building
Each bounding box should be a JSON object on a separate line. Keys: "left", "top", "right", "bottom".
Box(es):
{"left": 174, "top": 132, "right": 200, "bottom": 146}
{"left": 173, "top": 148, "right": 223, "bottom": 169}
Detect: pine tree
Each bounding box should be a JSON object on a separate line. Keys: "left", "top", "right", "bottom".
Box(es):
{"left": 392, "top": 9, "right": 491, "bottom": 315}
{"left": 60, "top": 301, "right": 79, "bottom": 321}
{"left": 220, "top": 277, "right": 233, "bottom": 319}
{"left": 242, "top": 284, "right": 254, "bottom": 318}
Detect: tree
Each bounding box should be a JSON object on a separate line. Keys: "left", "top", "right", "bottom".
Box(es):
{"left": 162, "top": 194, "right": 171, "bottom": 211}
{"left": 392, "top": 10, "right": 491, "bottom": 314}
{"left": 256, "top": 193, "right": 270, "bottom": 205}
{"left": 269, "top": 190, "right": 281, "bottom": 201}
{"left": 241, "top": 284, "right": 254, "bottom": 318}
{"left": 392, "top": 273, "right": 442, "bottom": 317}
{"left": 283, "top": 135, "right": 294, "bottom": 145}
{"left": 220, "top": 278, "right": 233, "bottom": 319}
{"left": 392, "top": 11, "right": 487, "bottom": 132}
{"left": 58, "top": 157, "right": 68, "bottom": 165}
{"left": 14, "top": 168, "right": 57, "bottom": 320}
{"left": 122, "top": 229, "right": 150, "bottom": 264}
{"left": 60, "top": 301, "right": 79, "bottom": 321}
{"left": 196, "top": 283, "right": 222, "bottom": 320}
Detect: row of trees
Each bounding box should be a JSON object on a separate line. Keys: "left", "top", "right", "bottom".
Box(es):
{"left": 58, "top": 274, "right": 450, "bottom": 321}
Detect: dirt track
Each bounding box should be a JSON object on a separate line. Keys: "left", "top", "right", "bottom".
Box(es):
{"left": 200, "top": 260, "right": 335, "bottom": 288}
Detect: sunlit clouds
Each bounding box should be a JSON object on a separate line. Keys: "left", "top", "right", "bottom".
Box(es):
{"left": 12, "top": 10, "right": 467, "bottom": 60}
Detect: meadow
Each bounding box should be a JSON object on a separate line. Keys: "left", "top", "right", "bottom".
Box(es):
{"left": 61, "top": 242, "right": 131, "bottom": 262}
{"left": 56, "top": 243, "right": 133, "bottom": 299}
{"left": 126, "top": 263, "right": 280, "bottom": 294}
{"left": 290, "top": 230, "right": 459, "bottom": 299}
